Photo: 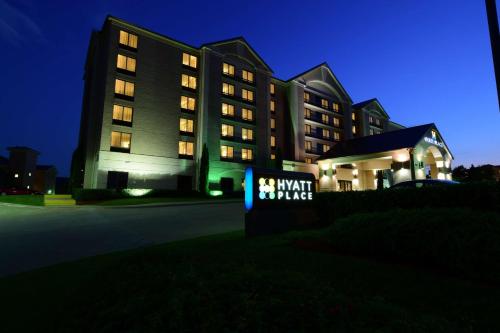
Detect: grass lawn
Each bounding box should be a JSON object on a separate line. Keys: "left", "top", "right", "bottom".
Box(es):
{"left": 0, "top": 195, "right": 44, "bottom": 206}
{"left": 92, "top": 195, "right": 241, "bottom": 206}
{"left": 1, "top": 228, "right": 499, "bottom": 332}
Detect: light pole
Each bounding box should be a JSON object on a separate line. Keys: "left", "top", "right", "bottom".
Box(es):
{"left": 485, "top": 0, "right": 500, "bottom": 109}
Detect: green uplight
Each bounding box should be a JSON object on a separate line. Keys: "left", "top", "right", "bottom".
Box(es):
{"left": 209, "top": 190, "right": 223, "bottom": 197}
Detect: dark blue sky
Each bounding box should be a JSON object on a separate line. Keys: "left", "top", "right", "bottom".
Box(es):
{"left": 1, "top": 0, "right": 499, "bottom": 176}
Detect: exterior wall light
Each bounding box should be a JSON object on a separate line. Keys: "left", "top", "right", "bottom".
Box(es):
{"left": 14, "top": 173, "right": 19, "bottom": 178}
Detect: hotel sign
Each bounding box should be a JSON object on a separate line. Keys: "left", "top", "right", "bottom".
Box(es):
{"left": 424, "top": 130, "right": 444, "bottom": 148}
{"left": 245, "top": 167, "right": 315, "bottom": 212}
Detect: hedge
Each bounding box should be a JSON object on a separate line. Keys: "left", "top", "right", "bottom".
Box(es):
{"left": 326, "top": 208, "right": 500, "bottom": 282}
{"left": 315, "top": 182, "right": 500, "bottom": 225}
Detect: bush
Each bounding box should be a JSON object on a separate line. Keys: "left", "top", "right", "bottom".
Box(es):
{"left": 326, "top": 208, "right": 500, "bottom": 281}
{"left": 315, "top": 182, "right": 500, "bottom": 225}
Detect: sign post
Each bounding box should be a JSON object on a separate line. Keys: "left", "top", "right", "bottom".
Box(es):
{"left": 244, "top": 167, "right": 317, "bottom": 237}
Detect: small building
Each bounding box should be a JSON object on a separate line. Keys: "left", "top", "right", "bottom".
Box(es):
{"left": 34, "top": 165, "right": 57, "bottom": 194}
{"left": 316, "top": 123, "right": 453, "bottom": 191}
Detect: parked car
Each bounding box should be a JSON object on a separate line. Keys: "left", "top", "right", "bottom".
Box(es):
{"left": 0, "top": 187, "right": 43, "bottom": 195}
{"left": 390, "top": 179, "right": 459, "bottom": 189}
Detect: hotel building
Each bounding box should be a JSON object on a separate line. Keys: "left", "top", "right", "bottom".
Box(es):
{"left": 75, "top": 16, "right": 453, "bottom": 192}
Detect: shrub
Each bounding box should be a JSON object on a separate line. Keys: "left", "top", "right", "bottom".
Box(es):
{"left": 326, "top": 208, "right": 500, "bottom": 282}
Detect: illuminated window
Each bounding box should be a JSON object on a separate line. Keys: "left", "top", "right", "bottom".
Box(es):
{"left": 242, "top": 108, "right": 253, "bottom": 121}
{"left": 222, "top": 62, "right": 234, "bottom": 76}
{"left": 115, "top": 79, "right": 135, "bottom": 97}
{"left": 242, "top": 70, "right": 254, "bottom": 83}
{"left": 111, "top": 131, "right": 131, "bottom": 151}
{"left": 369, "top": 128, "right": 374, "bottom": 135}
{"left": 351, "top": 112, "right": 356, "bottom": 121}
{"left": 182, "top": 52, "right": 197, "bottom": 68}
{"left": 180, "top": 96, "right": 196, "bottom": 111}
{"left": 270, "top": 100, "right": 275, "bottom": 112}
{"left": 305, "top": 140, "right": 312, "bottom": 151}
{"left": 221, "top": 123, "right": 234, "bottom": 137}
{"left": 304, "top": 108, "right": 311, "bottom": 119}
{"left": 119, "top": 30, "right": 138, "bottom": 49}
{"left": 305, "top": 157, "right": 312, "bottom": 164}
{"left": 305, "top": 124, "right": 311, "bottom": 135}
{"left": 322, "top": 113, "right": 329, "bottom": 124}
{"left": 304, "top": 91, "right": 310, "bottom": 102}
{"left": 322, "top": 128, "right": 330, "bottom": 139}
{"left": 179, "top": 141, "right": 194, "bottom": 156}
{"left": 334, "top": 132, "right": 340, "bottom": 141}
{"left": 270, "top": 135, "right": 276, "bottom": 148}
{"left": 376, "top": 118, "right": 381, "bottom": 126}
{"left": 323, "top": 144, "right": 330, "bottom": 153}
{"left": 332, "top": 102, "right": 339, "bottom": 112}
{"left": 221, "top": 103, "right": 235, "bottom": 116}
{"left": 270, "top": 83, "right": 275, "bottom": 95}
{"left": 333, "top": 117, "right": 340, "bottom": 127}
{"left": 112, "top": 104, "right": 133, "bottom": 123}
{"left": 270, "top": 118, "right": 276, "bottom": 129}
{"left": 242, "top": 148, "right": 253, "bottom": 161}
{"left": 321, "top": 99, "right": 328, "bottom": 109}
{"left": 242, "top": 89, "right": 254, "bottom": 102}
{"left": 352, "top": 125, "right": 357, "bottom": 134}
{"left": 242, "top": 128, "right": 253, "bottom": 141}
{"left": 222, "top": 82, "right": 235, "bottom": 96}
{"left": 270, "top": 153, "right": 276, "bottom": 160}
{"left": 117, "top": 54, "right": 136, "bottom": 72}
{"left": 369, "top": 116, "right": 374, "bottom": 124}
{"left": 221, "top": 145, "right": 234, "bottom": 159}
{"left": 181, "top": 74, "right": 197, "bottom": 89}
{"left": 179, "top": 118, "right": 194, "bottom": 133}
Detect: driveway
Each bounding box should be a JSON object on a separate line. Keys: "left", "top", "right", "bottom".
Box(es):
{"left": 0, "top": 201, "right": 244, "bottom": 277}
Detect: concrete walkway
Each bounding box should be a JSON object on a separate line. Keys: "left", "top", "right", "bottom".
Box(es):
{"left": 0, "top": 201, "right": 244, "bottom": 277}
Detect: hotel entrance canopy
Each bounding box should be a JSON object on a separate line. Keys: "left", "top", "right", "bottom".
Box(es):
{"left": 316, "top": 123, "right": 454, "bottom": 191}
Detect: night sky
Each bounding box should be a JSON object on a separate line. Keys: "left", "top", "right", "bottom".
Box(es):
{"left": 1, "top": 0, "right": 499, "bottom": 176}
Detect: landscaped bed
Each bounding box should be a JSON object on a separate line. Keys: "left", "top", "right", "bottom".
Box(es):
{"left": 1, "top": 207, "right": 500, "bottom": 332}
{"left": 0, "top": 195, "right": 44, "bottom": 206}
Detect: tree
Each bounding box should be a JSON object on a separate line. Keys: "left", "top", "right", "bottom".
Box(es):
{"left": 199, "top": 144, "right": 209, "bottom": 195}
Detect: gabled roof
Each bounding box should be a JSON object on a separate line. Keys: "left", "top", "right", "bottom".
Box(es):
{"left": 286, "top": 62, "right": 352, "bottom": 103}
{"left": 202, "top": 37, "right": 273, "bottom": 72}
{"left": 352, "top": 98, "right": 389, "bottom": 118}
{"left": 318, "top": 123, "right": 436, "bottom": 160}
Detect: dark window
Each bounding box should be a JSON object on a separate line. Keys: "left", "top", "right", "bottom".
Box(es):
{"left": 107, "top": 171, "right": 128, "bottom": 189}
{"left": 220, "top": 177, "right": 234, "bottom": 193}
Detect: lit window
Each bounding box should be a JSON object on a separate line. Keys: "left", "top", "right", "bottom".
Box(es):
{"left": 352, "top": 125, "right": 357, "bottom": 134}
{"left": 111, "top": 131, "right": 131, "bottom": 151}
{"left": 180, "top": 96, "right": 196, "bottom": 111}
{"left": 322, "top": 113, "right": 329, "bottom": 124}
{"left": 222, "top": 62, "right": 235, "bottom": 76}
{"left": 332, "top": 102, "right": 339, "bottom": 112}
{"left": 221, "top": 145, "right": 234, "bottom": 159}
{"left": 270, "top": 135, "right": 276, "bottom": 148}
{"left": 222, "top": 82, "right": 235, "bottom": 96}
{"left": 242, "top": 148, "right": 253, "bottom": 161}
{"left": 112, "top": 104, "right": 133, "bottom": 123}
{"left": 221, "top": 124, "right": 234, "bottom": 137}
{"left": 305, "top": 140, "right": 312, "bottom": 151}
{"left": 270, "top": 100, "right": 275, "bottom": 112}
{"left": 270, "top": 83, "right": 275, "bottom": 95}
{"left": 181, "top": 74, "right": 197, "bottom": 89}
{"left": 304, "top": 91, "right": 310, "bottom": 102}
{"left": 242, "top": 70, "right": 254, "bottom": 83}
{"left": 322, "top": 128, "right": 330, "bottom": 139}
{"left": 242, "top": 128, "right": 253, "bottom": 141}
{"left": 270, "top": 118, "right": 276, "bottom": 129}
{"left": 305, "top": 124, "right": 311, "bottom": 135}
{"left": 182, "top": 52, "right": 197, "bottom": 69}
{"left": 117, "top": 54, "right": 136, "bottom": 72}
{"left": 270, "top": 153, "right": 276, "bottom": 160}
{"left": 376, "top": 118, "right": 381, "bottom": 126}
{"left": 323, "top": 144, "right": 330, "bottom": 153}
{"left": 179, "top": 141, "right": 194, "bottom": 156}
{"left": 119, "top": 30, "right": 138, "bottom": 49}
{"left": 115, "top": 79, "right": 135, "bottom": 97}
{"left": 304, "top": 108, "right": 311, "bottom": 119}
{"left": 305, "top": 157, "right": 312, "bottom": 164}
{"left": 334, "top": 132, "right": 340, "bottom": 141}
{"left": 222, "top": 103, "right": 235, "bottom": 116}
{"left": 242, "top": 89, "right": 254, "bottom": 102}
{"left": 369, "top": 116, "right": 374, "bottom": 124}
{"left": 352, "top": 112, "right": 356, "bottom": 121}
{"left": 321, "top": 99, "right": 328, "bottom": 109}
{"left": 333, "top": 117, "right": 340, "bottom": 127}
{"left": 242, "top": 108, "right": 253, "bottom": 121}
{"left": 370, "top": 129, "right": 374, "bottom": 135}
{"left": 179, "top": 118, "right": 194, "bottom": 133}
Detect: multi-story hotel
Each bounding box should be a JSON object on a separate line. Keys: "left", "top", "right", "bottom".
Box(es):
{"left": 74, "top": 16, "right": 453, "bottom": 192}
